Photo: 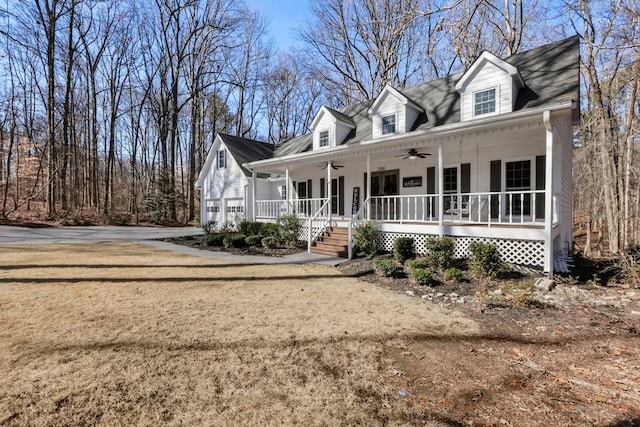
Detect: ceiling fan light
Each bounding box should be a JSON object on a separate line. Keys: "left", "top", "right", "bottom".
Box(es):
{"left": 409, "top": 155, "right": 417, "bottom": 160}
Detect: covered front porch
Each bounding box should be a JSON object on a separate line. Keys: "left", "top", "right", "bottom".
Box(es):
{"left": 244, "top": 110, "right": 565, "bottom": 273}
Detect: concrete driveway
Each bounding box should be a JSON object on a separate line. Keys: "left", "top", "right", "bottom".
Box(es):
{"left": 0, "top": 225, "right": 204, "bottom": 245}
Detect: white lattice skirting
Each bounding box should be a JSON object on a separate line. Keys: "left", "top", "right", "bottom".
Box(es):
{"left": 378, "top": 232, "right": 546, "bottom": 268}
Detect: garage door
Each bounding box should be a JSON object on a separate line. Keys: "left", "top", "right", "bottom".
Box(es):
{"left": 204, "top": 199, "right": 221, "bottom": 225}
{"left": 225, "top": 198, "right": 245, "bottom": 225}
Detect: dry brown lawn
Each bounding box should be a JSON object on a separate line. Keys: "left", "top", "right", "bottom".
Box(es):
{"left": 0, "top": 243, "right": 476, "bottom": 426}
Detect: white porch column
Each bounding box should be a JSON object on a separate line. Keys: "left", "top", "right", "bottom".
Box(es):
{"left": 543, "top": 111, "right": 555, "bottom": 277}
{"left": 251, "top": 170, "right": 257, "bottom": 221}
{"left": 366, "top": 153, "right": 371, "bottom": 221}
{"left": 285, "top": 167, "right": 291, "bottom": 214}
{"left": 438, "top": 143, "right": 444, "bottom": 236}
{"left": 327, "top": 161, "right": 332, "bottom": 222}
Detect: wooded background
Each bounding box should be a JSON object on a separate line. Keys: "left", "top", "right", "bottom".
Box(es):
{"left": 0, "top": 0, "right": 637, "bottom": 257}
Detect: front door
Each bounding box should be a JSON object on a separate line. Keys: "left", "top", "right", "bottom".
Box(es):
{"left": 370, "top": 170, "right": 399, "bottom": 197}
{"left": 296, "top": 180, "right": 310, "bottom": 215}
{"left": 321, "top": 176, "right": 345, "bottom": 216}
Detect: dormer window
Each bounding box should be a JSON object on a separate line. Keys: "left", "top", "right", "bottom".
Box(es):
{"left": 455, "top": 51, "right": 524, "bottom": 121}
{"left": 474, "top": 88, "right": 496, "bottom": 116}
{"left": 381, "top": 114, "right": 396, "bottom": 135}
{"left": 319, "top": 130, "right": 330, "bottom": 147}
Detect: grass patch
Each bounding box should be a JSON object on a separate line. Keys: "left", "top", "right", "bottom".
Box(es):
{"left": 0, "top": 242, "right": 475, "bottom": 425}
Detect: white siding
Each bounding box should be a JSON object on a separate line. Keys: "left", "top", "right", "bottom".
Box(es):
{"left": 201, "top": 140, "right": 247, "bottom": 225}
{"left": 313, "top": 112, "right": 335, "bottom": 150}
{"left": 460, "top": 61, "right": 513, "bottom": 121}
{"left": 405, "top": 106, "right": 420, "bottom": 132}
{"left": 553, "top": 113, "right": 574, "bottom": 252}
{"left": 335, "top": 122, "right": 352, "bottom": 145}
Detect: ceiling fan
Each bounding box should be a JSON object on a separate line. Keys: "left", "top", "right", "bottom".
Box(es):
{"left": 319, "top": 163, "right": 344, "bottom": 170}
{"left": 396, "top": 148, "right": 431, "bottom": 160}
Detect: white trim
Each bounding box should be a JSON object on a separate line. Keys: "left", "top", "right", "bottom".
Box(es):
{"left": 443, "top": 163, "right": 461, "bottom": 194}
{"left": 455, "top": 51, "right": 524, "bottom": 91}
{"left": 217, "top": 148, "right": 227, "bottom": 169}
{"left": 318, "top": 129, "right": 330, "bottom": 148}
{"left": 381, "top": 113, "right": 397, "bottom": 136}
{"left": 472, "top": 86, "right": 499, "bottom": 118}
{"left": 310, "top": 106, "right": 356, "bottom": 130}
{"left": 501, "top": 156, "right": 535, "bottom": 193}
{"left": 368, "top": 83, "right": 423, "bottom": 115}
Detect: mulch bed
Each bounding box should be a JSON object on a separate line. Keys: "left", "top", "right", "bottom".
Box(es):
{"left": 161, "top": 235, "right": 304, "bottom": 257}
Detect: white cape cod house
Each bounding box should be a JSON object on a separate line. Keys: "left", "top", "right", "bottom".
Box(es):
{"left": 197, "top": 37, "right": 580, "bottom": 275}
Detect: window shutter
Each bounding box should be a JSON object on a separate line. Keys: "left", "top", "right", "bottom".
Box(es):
{"left": 320, "top": 178, "right": 326, "bottom": 199}
{"left": 363, "top": 173, "right": 368, "bottom": 198}
{"left": 426, "top": 167, "right": 436, "bottom": 218}
{"left": 461, "top": 163, "right": 470, "bottom": 194}
{"left": 426, "top": 167, "right": 435, "bottom": 194}
{"left": 339, "top": 176, "right": 345, "bottom": 216}
{"left": 536, "top": 155, "right": 546, "bottom": 220}
{"left": 490, "top": 160, "right": 501, "bottom": 218}
{"left": 292, "top": 181, "right": 297, "bottom": 198}
{"left": 307, "top": 179, "right": 312, "bottom": 198}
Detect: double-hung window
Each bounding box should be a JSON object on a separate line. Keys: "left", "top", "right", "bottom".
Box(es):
{"left": 381, "top": 114, "right": 396, "bottom": 135}
{"left": 474, "top": 88, "right": 496, "bottom": 116}
{"left": 505, "top": 160, "right": 532, "bottom": 216}
{"left": 217, "top": 149, "right": 226, "bottom": 169}
{"left": 319, "top": 130, "right": 329, "bottom": 147}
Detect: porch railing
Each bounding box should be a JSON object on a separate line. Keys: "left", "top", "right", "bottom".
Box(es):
{"left": 256, "top": 198, "right": 328, "bottom": 220}
{"left": 256, "top": 200, "right": 289, "bottom": 219}
{"left": 366, "top": 190, "right": 548, "bottom": 225}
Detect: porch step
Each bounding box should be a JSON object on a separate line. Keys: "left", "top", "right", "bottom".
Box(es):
{"left": 310, "top": 226, "right": 349, "bottom": 258}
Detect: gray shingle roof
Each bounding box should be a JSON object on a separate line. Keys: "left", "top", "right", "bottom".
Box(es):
{"left": 218, "top": 134, "right": 274, "bottom": 176}
{"left": 269, "top": 36, "right": 579, "bottom": 158}
{"left": 324, "top": 106, "right": 356, "bottom": 127}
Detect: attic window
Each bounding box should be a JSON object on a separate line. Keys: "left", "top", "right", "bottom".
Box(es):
{"left": 381, "top": 114, "right": 396, "bottom": 135}
{"left": 474, "top": 88, "right": 496, "bottom": 116}
{"left": 217, "top": 149, "right": 226, "bottom": 169}
{"left": 319, "top": 130, "right": 330, "bottom": 147}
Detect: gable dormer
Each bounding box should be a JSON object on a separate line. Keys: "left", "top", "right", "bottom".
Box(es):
{"left": 455, "top": 51, "right": 525, "bottom": 121}
{"left": 368, "top": 84, "right": 423, "bottom": 139}
{"left": 309, "top": 106, "right": 355, "bottom": 150}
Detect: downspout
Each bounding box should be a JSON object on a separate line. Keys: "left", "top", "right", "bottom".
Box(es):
{"left": 366, "top": 153, "right": 371, "bottom": 221}
{"left": 543, "top": 110, "right": 554, "bottom": 277}
{"left": 285, "top": 167, "right": 291, "bottom": 214}
{"left": 327, "top": 161, "right": 332, "bottom": 224}
{"left": 251, "top": 170, "right": 257, "bottom": 221}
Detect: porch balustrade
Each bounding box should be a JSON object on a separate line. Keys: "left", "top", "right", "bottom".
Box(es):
{"left": 257, "top": 190, "right": 555, "bottom": 226}
{"left": 360, "top": 190, "right": 549, "bottom": 225}
{"left": 256, "top": 198, "right": 329, "bottom": 220}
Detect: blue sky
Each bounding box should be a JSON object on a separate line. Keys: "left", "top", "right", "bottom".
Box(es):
{"left": 245, "top": 0, "right": 311, "bottom": 49}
